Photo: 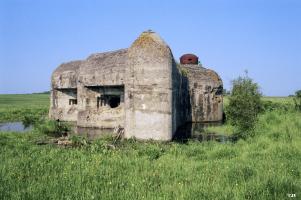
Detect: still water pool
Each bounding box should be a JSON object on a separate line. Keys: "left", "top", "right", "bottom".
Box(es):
{"left": 0, "top": 121, "right": 235, "bottom": 143}
{"left": 0, "top": 122, "right": 32, "bottom": 132}
{"left": 174, "top": 122, "right": 237, "bottom": 143}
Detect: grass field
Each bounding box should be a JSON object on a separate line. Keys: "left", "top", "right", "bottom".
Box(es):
{"left": 0, "top": 94, "right": 301, "bottom": 199}
{"left": 0, "top": 94, "right": 49, "bottom": 122}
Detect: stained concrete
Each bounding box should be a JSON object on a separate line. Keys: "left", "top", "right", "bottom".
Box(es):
{"left": 49, "top": 30, "right": 223, "bottom": 141}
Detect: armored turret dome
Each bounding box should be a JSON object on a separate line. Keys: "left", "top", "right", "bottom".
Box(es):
{"left": 180, "top": 54, "right": 199, "bottom": 64}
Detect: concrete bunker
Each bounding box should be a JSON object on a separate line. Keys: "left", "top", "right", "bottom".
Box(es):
{"left": 49, "top": 31, "right": 223, "bottom": 141}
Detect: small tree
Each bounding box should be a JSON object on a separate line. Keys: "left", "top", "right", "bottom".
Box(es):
{"left": 227, "top": 71, "right": 262, "bottom": 138}
{"left": 293, "top": 90, "right": 301, "bottom": 111}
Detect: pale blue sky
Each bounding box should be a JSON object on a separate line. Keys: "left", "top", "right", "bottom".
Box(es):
{"left": 0, "top": 0, "right": 300, "bottom": 96}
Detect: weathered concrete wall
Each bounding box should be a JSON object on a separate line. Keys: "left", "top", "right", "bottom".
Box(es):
{"left": 79, "top": 49, "right": 127, "bottom": 86}
{"left": 180, "top": 64, "right": 223, "bottom": 122}
{"left": 49, "top": 88, "right": 78, "bottom": 121}
{"left": 77, "top": 86, "right": 124, "bottom": 128}
{"left": 50, "top": 60, "right": 81, "bottom": 121}
{"left": 50, "top": 50, "right": 127, "bottom": 129}
{"left": 124, "top": 31, "right": 175, "bottom": 140}
{"left": 51, "top": 61, "right": 81, "bottom": 89}
{"left": 171, "top": 60, "right": 190, "bottom": 135}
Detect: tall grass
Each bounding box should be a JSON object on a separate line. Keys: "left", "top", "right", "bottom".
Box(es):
{"left": 0, "top": 95, "right": 300, "bottom": 199}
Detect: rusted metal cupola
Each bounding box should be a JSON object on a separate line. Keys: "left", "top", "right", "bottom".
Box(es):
{"left": 180, "top": 54, "right": 199, "bottom": 65}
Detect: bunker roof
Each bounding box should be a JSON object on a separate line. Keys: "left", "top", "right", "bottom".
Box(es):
{"left": 85, "top": 48, "right": 128, "bottom": 68}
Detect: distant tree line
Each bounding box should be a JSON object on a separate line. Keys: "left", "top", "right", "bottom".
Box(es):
{"left": 32, "top": 91, "right": 50, "bottom": 94}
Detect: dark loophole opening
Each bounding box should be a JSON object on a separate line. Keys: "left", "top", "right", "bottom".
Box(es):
{"left": 97, "top": 96, "right": 106, "bottom": 108}
{"left": 69, "top": 99, "right": 77, "bottom": 105}
{"left": 215, "top": 86, "right": 223, "bottom": 95}
{"left": 188, "top": 58, "right": 192, "bottom": 61}
{"left": 109, "top": 96, "right": 120, "bottom": 108}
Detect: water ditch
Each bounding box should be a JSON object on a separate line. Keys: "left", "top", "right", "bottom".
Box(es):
{"left": 0, "top": 122, "right": 33, "bottom": 132}
{"left": 0, "top": 121, "right": 236, "bottom": 143}
{"left": 173, "top": 122, "right": 237, "bottom": 143}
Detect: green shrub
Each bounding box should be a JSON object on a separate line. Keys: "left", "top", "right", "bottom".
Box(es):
{"left": 143, "top": 146, "right": 164, "bottom": 160}
{"left": 293, "top": 90, "right": 301, "bottom": 111}
{"left": 35, "top": 120, "right": 70, "bottom": 137}
{"left": 261, "top": 100, "right": 292, "bottom": 112}
{"left": 70, "top": 135, "right": 89, "bottom": 147}
{"left": 21, "top": 113, "right": 44, "bottom": 127}
{"left": 226, "top": 72, "right": 262, "bottom": 138}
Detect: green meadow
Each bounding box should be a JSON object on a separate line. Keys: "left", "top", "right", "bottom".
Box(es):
{"left": 0, "top": 94, "right": 300, "bottom": 199}
{"left": 0, "top": 94, "right": 49, "bottom": 123}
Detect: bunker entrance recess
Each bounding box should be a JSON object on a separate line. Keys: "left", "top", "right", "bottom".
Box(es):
{"left": 53, "top": 88, "right": 77, "bottom": 108}
{"left": 86, "top": 85, "right": 124, "bottom": 109}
